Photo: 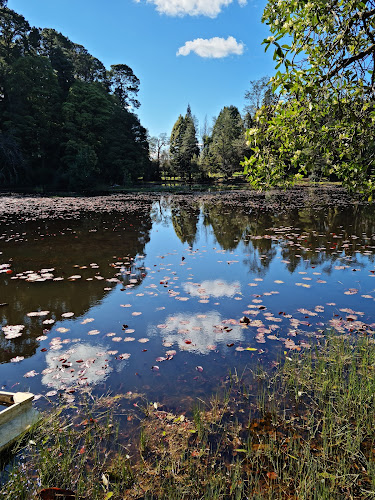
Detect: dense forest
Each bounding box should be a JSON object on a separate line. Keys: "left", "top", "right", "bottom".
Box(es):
{"left": 2, "top": 0, "right": 375, "bottom": 194}
{"left": 0, "top": 0, "right": 150, "bottom": 190}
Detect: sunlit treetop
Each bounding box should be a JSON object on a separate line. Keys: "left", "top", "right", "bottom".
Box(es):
{"left": 243, "top": 0, "right": 375, "bottom": 197}
{"left": 262, "top": 0, "right": 375, "bottom": 97}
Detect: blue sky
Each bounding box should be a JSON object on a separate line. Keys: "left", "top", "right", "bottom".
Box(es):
{"left": 9, "top": 0, "right": 275, "bottom": 138}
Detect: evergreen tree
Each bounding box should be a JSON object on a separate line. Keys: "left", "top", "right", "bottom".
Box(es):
{"left": 169, "top": 106, "right": 199, "bottom": 180}
{"left": 3, "top": 55, "right": 61, "bottom": 185}
{"left": 0, "top": 4, "right": 151, "bottom": 189}
{"left": 0, "top": 7, "right": 31, "bottom": 64}
{"left": 169, "top": 114, "right": 186, "bottom": 178}
{"left": 102, "top": 107, "right": 150, "bottom": 184}
{"left": 210, "top": 106, "right": 246, "bottom": 178}
{"left": 109, "top": 64, "right": 140, "bottom": 110}
{"left": 61, "top": 81, "right": 113, "bottom": 188}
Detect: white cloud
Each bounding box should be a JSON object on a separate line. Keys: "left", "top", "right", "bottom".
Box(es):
{"left": 177, "top": 36, "right": 245, "bottom": 58}
{"left": 152, "top": 311, "right": 245, "bottom": 354}
{"left": 183, "top": 279, "right": 241, "bottom": 298}
{"left": 41, "top": 343, "right": 116, "bottom": 389}
{"left": 136, "top": 0, "right": 247, "bottom": 17}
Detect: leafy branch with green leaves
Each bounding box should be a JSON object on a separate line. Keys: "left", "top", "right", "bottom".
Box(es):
{"left": 243, "top": 0, "right": 375, "bottom": 197}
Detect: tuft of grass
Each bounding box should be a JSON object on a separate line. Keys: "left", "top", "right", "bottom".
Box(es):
{"left": 123, "top": 333, "right": 375, "bottom": 499}
{"left": 2, "top": 333, "right": 375, "bottom": 498}
{"left": 0, "top": 395, "right": 135, "bottom": 499}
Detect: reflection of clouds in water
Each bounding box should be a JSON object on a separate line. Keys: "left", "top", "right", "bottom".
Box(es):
{"left": 183, "top": 279, "right": 241, "bottom": 298}
{"left": 42, "top": 343, "right": 114, "bottom": 389}
{"left": 156, "top": 311, "right": 245, "bottom": 354}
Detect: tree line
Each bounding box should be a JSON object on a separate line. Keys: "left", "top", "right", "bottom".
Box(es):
{"left": 153, "top": 0, "right": 375, "bottom": 195}
{"left": 149, "top": 79, "right": 277, "bottom": 183}
{"left": 150, "top": 104, "right": 253, "bottom": 182}
{"left": 3, "top": 0, "right": 372, "bottom": 193}
{"left": 0, "top": 1, "right": 150, "bottom": 190}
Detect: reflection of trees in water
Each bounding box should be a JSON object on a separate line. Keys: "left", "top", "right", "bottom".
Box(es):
{"left": 0, "top": 208, "right": 153, "bottom": 363}
{"left": 203, "top": 202, "right": 252, "bottom": 251}
{"left": 171, "top": 202, "right": 200, "bottom": 247}
{"left": 150, "top": 196, "right": 175, "bottom": 228}
{"left": 203, "top": 203, "right": 276, "bottom": 274}
{"left": 169, "top": 199, "right": 375, "bottom": 276}
{"left": 276, "top": 207, "right": 375, "bottom": 273}
{"left": 151, "top": 198, "right": 201, "bottom": 246}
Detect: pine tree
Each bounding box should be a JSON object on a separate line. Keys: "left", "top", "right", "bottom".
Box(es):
{"left": 169, "top": 105, "right": 199, "bottom": 181}
{"left": 210, "top": 106, "right": 245, "bottom": 178}
{"left": 169, "top": 114, "right": 186, "bottom": 178}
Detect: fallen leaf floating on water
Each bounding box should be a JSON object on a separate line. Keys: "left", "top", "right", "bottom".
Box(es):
{"left": 81, "top": 318, "right": 94, "bottom": 324}
{"left": 2, "top": 325, "right": 25, "bottom": 339}
{"left": 88, "top": 330, "right": 100, "bottom": 335}
{"left": 45, "top": 390, "right": 57, "bottom": 397}
{"left": 119, "top": 353, "right": 131, "bottom": 359}
{"left": 10, "top": 356, "right": 24, "bottom": 363}
{"left": 27, "top": 311, "right": 50, "bottom": 317}
{"left": 56, "top": 327, "right": 69, "bottom": 333}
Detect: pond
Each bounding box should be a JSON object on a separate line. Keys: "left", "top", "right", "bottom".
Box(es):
{"left": 1, "top": 187, "right": 375, "bottom": 413}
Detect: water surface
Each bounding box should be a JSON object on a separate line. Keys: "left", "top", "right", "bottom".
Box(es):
{"left": 1, "top": 189, "right": 374, "bottom": 411}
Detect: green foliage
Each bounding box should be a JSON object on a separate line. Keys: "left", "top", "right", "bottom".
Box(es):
{"left": 0, "top": 5, "right": 150, "bottom": 190}
{"left": 243, "top": 0, "right": 375, "bottom": 196}
{"left": 209, "top": 106, "right": 247, "bottom": 178}
{"left": 170, "top": 114, "right": 185, "bottom": 174}
{"left": 0, "top": 7, "right": 31, "bottom": 64}
{"left": 169, "top": 106, "right": 199, "bottom": 181}
{"left": 3, "top": 55, "right": 61, "bottom": 184}
{"left": 63, "top": 140, "right": 99, "bottom": 188}
{"left": 0, "top": 132, "right": 24, "bottom": 184}
{"left": 109, "top": 64, "right": 140, "bottom": 110}
{"left": 103, "top": 107, "right": 150, "bottom": 184}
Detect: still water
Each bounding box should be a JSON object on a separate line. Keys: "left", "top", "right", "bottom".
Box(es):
{"left": 0, "top": 190, "right": 375, "bottom": 411}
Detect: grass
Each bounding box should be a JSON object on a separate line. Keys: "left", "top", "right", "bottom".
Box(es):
{"left": 2, "top": 333, "right": 375, "bottom": 499}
